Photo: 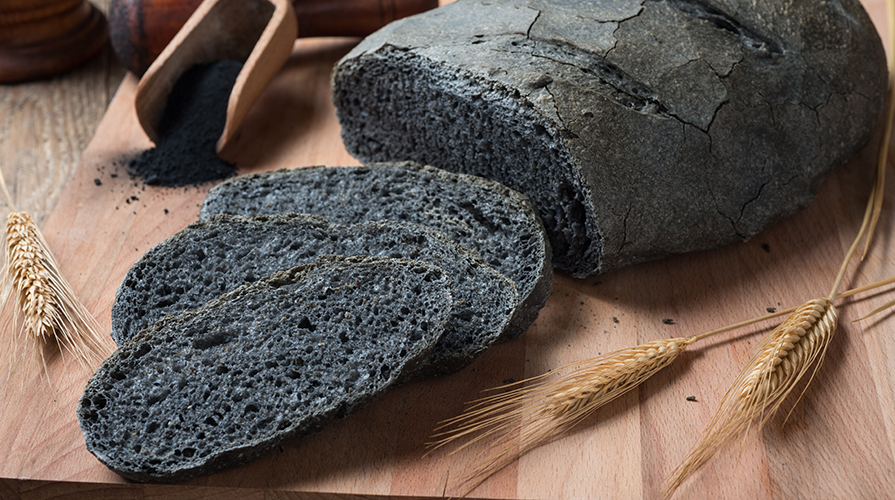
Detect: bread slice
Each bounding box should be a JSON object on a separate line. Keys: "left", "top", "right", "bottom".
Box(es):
{"left": 199, "top": 162, "right": 552, "bottom": 339}
{"left": 80, "top": 256, "right": 452, "bottom": 482}
{"left": 111, "top": 213, "right": 518, "bottom": 378}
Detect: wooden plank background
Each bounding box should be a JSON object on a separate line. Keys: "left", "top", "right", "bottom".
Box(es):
{"left": 1, "top": 1, "right": 894, "bottom": 498}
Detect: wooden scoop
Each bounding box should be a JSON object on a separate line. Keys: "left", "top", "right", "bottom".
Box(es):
{"left": 134, "top": 0, "right": 297, "bottom": 162}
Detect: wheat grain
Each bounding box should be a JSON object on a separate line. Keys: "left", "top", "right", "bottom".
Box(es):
{"left": 661, "top": 298, "right": 838, "bottom": 499}
{"left": 428, "top": 336, "right": 697, "bottom": 495}
{"left": 2, "top": 211, "right": 111, "bottom": 375}
{"left": 0, "top": 166, "right": 111, "bottom": 377}
{"left": 4, "top": 212, "right": 64, "bottom": 341}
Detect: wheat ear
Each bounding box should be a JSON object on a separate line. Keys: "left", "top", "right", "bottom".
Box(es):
{"left": 660, "top": 298, "right": 838, "bottom": 499}
{"left": 662, "top": 0, "right": 895, "bottom": 493}
{"left": 0, "top": 169, "right": 110, "bottom": 376}
{"left": 428, "top": 336, "right": 697, "bottom": 495}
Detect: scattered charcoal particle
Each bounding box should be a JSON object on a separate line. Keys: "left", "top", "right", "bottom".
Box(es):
{"left": 164, "top": 209, "right": 169, "bottom": 214}
{"left": 125, "top": 198, "right": 131, "bottom": 204}
{"left": 767, "top": 307, "right": 776, "bottom": 313}
{"left": 662, "top": 318, "right": 675, "bottom": 325}
{"left": 130, "top": 196, "right": 139, "bottom": 201}
{"left": 761, "top": 243, "right": 771, "bottom": 252}
{"left": 686, "top": 395, "right": 697, "bottom": 402}
{"left": 111, "top": 173, "right": 118, "bottom": 178}
{"left": 94, "top": 178, "right": 102, "bottom": 186}
{"left": 612, "top": 316, "right": 619, "bottom": 323}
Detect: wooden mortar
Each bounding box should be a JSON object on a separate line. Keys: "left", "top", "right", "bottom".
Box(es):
{"left": 0, "top": 0, "right": 109, "bottom": 83}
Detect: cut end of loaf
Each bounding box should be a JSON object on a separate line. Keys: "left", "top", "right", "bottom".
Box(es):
{"left": 333, "top": 49, "right": 603, "bottom": 277}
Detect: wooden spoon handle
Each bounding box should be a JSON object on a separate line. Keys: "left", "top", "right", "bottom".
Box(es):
{"left": 109, "top": 0, "right": 438, "bottom": 75}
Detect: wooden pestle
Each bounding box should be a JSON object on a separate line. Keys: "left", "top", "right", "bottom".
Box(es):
{"left": 109, "top": 0, "right": 439, "bottom": 75}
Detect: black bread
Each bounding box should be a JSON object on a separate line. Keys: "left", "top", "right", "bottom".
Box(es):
{"left": 79, "top": 256, "right": 452, "bottom": 482}
{"left": 199, "top": 162, "right": 552, "bottom": 339}
{"left": 111, "top": 213, "right": 518, "bottom": 378}
{"left": 331, "top": 0, "right": 886, "bottom": 277}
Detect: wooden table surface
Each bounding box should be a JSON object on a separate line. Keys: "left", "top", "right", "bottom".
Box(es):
{"left": 2, "top": 1, "right": 895, "bottom": 499}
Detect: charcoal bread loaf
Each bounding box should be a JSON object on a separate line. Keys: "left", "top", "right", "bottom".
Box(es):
{"left": 331, "top": 0, "right": 887, "bottom": 277}
{"left": 111, "top": 213, "right": 518, "bottom": 378}
{"left": 80, "top": 256, "right": 452, "bottom": 482}
{"left": 199, "top": 162, "right": 551, "bottom": 339}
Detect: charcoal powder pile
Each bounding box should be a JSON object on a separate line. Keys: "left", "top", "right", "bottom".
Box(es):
{"left": 129, "top": 60, "right": 242, "bottom": 187}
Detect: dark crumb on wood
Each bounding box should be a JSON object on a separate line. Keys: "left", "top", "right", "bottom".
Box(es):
{"left": 686, "top": 395, "right": 697, "bottom": 402}
{"left": 762, "top": 243, "right": 771, "bottom": 252}
{"left": 612, "top": 316, "right": 619, "bottom": 323}
{"left": 767, "top": 307, "right": 776, "bottom": 313}
{"left": 593, "top": 281, "right": 602, "bottom": 286}
{"left": 94, "top": 178, "right": 102, "bottom": 186}
{"left": 662, "top": 318, "right": 675, "bottom": 325}
{"left": 164, "top": 209, "right": 169, "bottom": 214}
{"left": 503, "top": 378, "right": 516, "bottom": 384}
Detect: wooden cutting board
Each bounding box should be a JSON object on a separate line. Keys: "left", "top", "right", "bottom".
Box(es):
{"left": 2, "top": 2, "right": 894, "bottom": 498}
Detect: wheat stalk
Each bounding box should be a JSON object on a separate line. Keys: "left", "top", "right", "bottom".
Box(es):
{"left": 661, "top": 1, "right": 895, "bottom": 493}
{"left": 0, "top": 168, "right": 110, "bottom": 377}
{"left": 428, "top": 336, "right": 698, "bottom": 494}
{"left": 660, "top": 298, "right": 838, "bottom": 499}
{"left": 428, "top": 272, "right": 895, "bottom": 497}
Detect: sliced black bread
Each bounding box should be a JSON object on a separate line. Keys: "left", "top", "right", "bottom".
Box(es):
{"left": 198, "top": 162, "right": 552, "bottom": 339}
{"left": 111, "top": 213, "right": 518, "bottom": 378}
{"left": 80, "top": 256, "right": 452, "bottom": 482}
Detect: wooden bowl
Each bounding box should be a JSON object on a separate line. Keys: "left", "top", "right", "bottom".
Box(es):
{"left": 0, "top": 0, "right": 109, "bottom": 83}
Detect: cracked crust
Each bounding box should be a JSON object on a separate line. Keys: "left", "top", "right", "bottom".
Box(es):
{"left": 332, "top": 0, "right": 886, "bottom": 277}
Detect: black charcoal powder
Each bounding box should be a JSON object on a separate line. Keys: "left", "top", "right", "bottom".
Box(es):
{"left": 129, "top": 60, "right": 242, "bottom": 187}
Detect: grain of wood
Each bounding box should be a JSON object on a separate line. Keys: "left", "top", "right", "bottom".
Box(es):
{"left": 0, "top": 0, "right": 125, "bottom": 226}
